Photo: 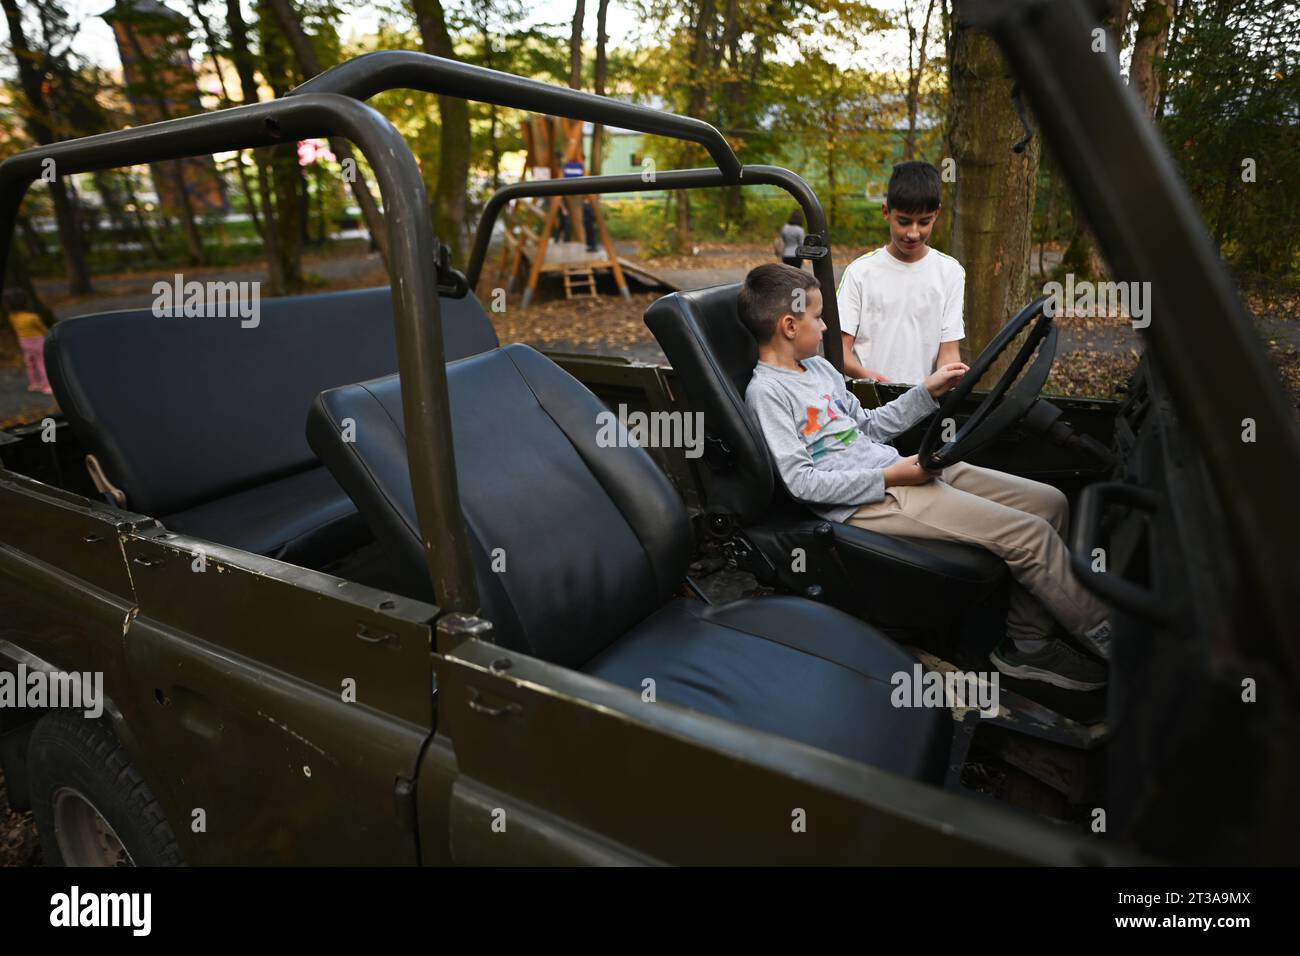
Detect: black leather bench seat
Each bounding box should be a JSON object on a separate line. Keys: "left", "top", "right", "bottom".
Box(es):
{"left": 160, "top": 464, "right": 369, "bottom": 564}
{"left": 45, "top": 285, "right": 497, "bottom": 567}
{"left": 583, "top": 595, "right": 948, "bottom": 778}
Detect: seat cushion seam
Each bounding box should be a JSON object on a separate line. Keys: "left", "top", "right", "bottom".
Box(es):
{"left": 687, "top": 601, "right": 901, "bottom": 687}
{"left": 502, "top": 346, "right": 672, "bottom": 600}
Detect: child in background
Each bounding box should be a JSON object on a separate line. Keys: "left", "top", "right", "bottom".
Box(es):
{"left": 3, "top": 289, "right": 53, "bottom": 395}
{"left": 583, "top": 197, "right": 599, "bottom": 253}
{"left": 775, "top": 209, "right": 806, "bottom": 268}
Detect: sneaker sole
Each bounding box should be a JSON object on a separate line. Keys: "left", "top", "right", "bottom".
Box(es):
{"left": 989, "top": 651, "right": 1107, "bottom": 692}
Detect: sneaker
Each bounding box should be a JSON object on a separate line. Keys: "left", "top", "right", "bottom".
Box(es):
{"left": 990, "top": 639, "right": 1108, "bottom": 691}
{"left": 1079, "top": 620, "right": 1112, "bottom": 660}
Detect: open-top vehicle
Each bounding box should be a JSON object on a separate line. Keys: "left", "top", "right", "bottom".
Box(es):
{"left": 1, "top": 0, "right": 1296, "bottom": 865}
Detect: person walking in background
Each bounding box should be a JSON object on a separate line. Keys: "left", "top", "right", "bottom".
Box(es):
{"left": 556, "top": 200, "right": 572, "bottom": 243}
{"left": 3, "top": 289, "right": 53, "bottom": 395}
{"left": 776, "top": 209, "right": 806, "bottom": 268}
{"left": 583, "top": 197, "right": 599, "bottom": 253}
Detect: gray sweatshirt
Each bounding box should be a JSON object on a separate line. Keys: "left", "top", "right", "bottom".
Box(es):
{"left": 745, "top": 355, "right": 938, "bottom": 522}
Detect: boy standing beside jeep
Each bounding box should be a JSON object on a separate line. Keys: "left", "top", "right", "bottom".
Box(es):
{"left": 837, "top": 161, "right": 965, "bottom": 384}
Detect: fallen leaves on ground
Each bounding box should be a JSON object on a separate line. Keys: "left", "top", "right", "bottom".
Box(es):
{"left": 489, "top": 289, "right": 666, "bottom": 355}
{"left": 0, "top": 770, "right": 40, "bottom": 868}
{"left": 637, "top": 242, "right": 877, "bottom": 271}
{"left": 1046, "top": 349, "right": 1142, "bottom": 399}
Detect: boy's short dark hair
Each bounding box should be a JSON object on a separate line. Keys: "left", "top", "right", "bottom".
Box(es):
{"left": 886, "top": 161, "right": 942, "bottom": 214}
{"left": 737, "top": 263, "right": 819, "bottom": 344}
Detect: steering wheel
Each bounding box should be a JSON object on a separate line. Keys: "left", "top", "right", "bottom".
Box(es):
{"left": 918, "top": 295, "right": 1058, "bottom": 470}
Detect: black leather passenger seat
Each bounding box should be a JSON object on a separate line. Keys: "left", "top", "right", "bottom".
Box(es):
{"left": 308, "top": 344, "right": 951, "bottom": 781}
{"left": 45, "top": 286, "right": 498, "bottom": 566}
{"left": 644, "top": 284, "right": 1004, "bottom": 631}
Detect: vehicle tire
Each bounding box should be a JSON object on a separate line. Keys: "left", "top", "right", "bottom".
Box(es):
{"left": 27, "top": 711, "right": 184, "bottom": 867}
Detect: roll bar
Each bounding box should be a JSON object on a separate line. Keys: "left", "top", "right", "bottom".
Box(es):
{"left": 0, "top": 94, "right": 480, "bottom": 615}
{"left": 289, "top": 51, "right": 742, "bottom": 180}
{"left": 290, "top": 50, "right": 843, "bottom": 368}
{"left": 465, "top": 165, "right": 845, "bottom": 370}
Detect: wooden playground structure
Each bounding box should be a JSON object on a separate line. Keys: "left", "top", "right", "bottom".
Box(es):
{"left": 492, "top": 115, "right": 666, "bottom": 308}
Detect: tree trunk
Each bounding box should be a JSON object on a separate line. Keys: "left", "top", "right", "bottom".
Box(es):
{"left": 1111, "top": 0, "right": 1133, "bottom": 50}
{"left": 120, "top": 172, "right": 164, "bottom": 259}
{"left": 569, "top": 0, "right": 586, "bottom": 87}
{"left": 113, "top": 4, "right": 207, "bottom": 266}
{"left": 2, "top": 0, "right": 94, "bottom": 294}
{"left": 564, "top": 0, "right": 587, "bottom": 243}
{"left": 189, "top": 1, "right": 263, "bottom": 239}
{"left": 92, "top": 171, "right": 129, "bottom": 270}
{"left": 1059, "top": 0, "right": 1135, "bottom": 281}
{"left": 947, "top": 3, "right": 1041, "bottom": 360}
{"left": 904, "top": 0, "right": 936, "bottom": 161}
{"left": 678, "top": 0, "right": 718, "bottom": 250}
{"left": 269, "top": 145, "right": 306, "bottom": 292}
{"left": 258, "top": 0, "right": 306, "bottom": 292}
{"left": 1130, "top": 0, "right": 1175, "bottom": 115}
{"left": 412, "top": 0, "right": 472, "bottom": 266}
{"left": 265, "top": 0, "right": 389, "bottom": 267}
{"left": 1212, "top": 165, "right": 1236, "bottom": 255}
{"left": 590, "top": 0, "right": 610, "bottom": 176}
{"left": 718, "top": 0, "right": 744, "bottom": 226}
{"left": 225, "top": 0, "right": 284, "bottom": 292}
{"left": 1155, "top": 0, "right": 1187, "bottom": 118}
{"left": 231, "top": 152, "right": 264, "bottom": 241}
{"left": 17, "top": 215, "right": 46, "bottom": 260}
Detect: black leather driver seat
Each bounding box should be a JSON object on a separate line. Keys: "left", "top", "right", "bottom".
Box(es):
{"left": 308, "top": 344, "right": 950, "bottom": 781}
{"left": 45, "top": 285, "right": 498, "bottom": 566}
{"left": 644, "top": 284, "right": 1005, "bottom": 632}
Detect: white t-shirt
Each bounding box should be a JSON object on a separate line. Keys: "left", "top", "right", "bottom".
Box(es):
{"left": 836, "top": 246, "right": 965, "bottom": 384}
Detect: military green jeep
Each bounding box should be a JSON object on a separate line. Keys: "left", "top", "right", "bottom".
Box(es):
{"left": 0, "top": 0, "right": 1295, "bottom": 866}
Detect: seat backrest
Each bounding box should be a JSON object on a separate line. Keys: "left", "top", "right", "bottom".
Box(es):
{"left": 46, "top": 286, "right": 498, "bottom": 517}
{"left": 644, "top": 285, "right": 775, "bottom": 523}
{"left": 307, "top": 344, "right": 692, "bottom": 667}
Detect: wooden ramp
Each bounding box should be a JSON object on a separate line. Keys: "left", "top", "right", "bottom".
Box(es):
{"left": 509, "top": 239, "right": 674, "bottom": 283}
{"left": 503, "top": 236, "right": 679, "bottom": 304}
{"left": 614, "top": 257, "right": 679, "bottom": 292}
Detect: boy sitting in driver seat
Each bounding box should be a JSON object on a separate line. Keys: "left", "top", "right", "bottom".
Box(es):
{"left": 740, "top": 263, "right": 1111, "bottom": 690}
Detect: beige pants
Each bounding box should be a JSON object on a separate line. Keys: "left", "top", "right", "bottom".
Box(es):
{"left": 846, "top": 462, "right": 1108, "bottom": 641}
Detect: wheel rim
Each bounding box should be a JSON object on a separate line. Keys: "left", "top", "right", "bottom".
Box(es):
{"left": 52, "top": 787, "right": 136, "bottom": 867}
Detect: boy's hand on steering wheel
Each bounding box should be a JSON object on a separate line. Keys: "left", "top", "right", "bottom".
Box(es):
{"left": 925, "top": 362, "right": 969, "bottom": 398}
{"left": 883, "top": 455, "right": 937, "bottom": 488}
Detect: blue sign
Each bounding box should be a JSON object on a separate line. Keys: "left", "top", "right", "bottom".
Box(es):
{"left": 563, "top": 161, "right": 585, "bottom": 178}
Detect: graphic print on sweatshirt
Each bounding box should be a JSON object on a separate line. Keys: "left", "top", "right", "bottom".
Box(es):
{"left": 801, "top": 393, "right": 860, "bottom": 460}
